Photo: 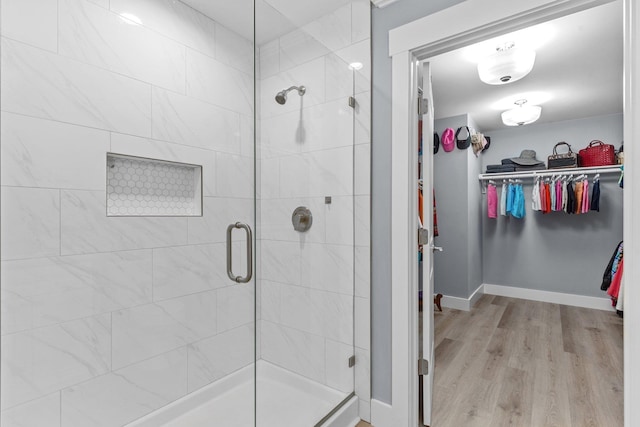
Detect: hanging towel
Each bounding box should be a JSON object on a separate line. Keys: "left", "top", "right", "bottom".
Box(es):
{"left": 487, "top": 184, "right": 498, "bottom": 218}
{"left": 500, "top": 183, "right": 507, "bottom": 216}
{"left": 591, "top": 179, "right": 601, "bottom": 212}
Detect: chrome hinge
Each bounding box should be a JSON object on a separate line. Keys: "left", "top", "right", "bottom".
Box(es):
{"left": 418, "top": 98, "right": 429, "bottom": 116}
{"left": 348, "top": 96, "right": 356, "bottom": 109}
{"left": 418, "top": 228, "right": 429, "bottom": 246}
{"left": 418, "top": 359, "right": 429, "bottom": 376}
{"left": 348, "top": 355, "right": 356, "bottom": 367}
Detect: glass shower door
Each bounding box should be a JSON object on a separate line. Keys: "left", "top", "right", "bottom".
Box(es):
{"left": 255, "top": 1, "right": 364, "bottom": 425}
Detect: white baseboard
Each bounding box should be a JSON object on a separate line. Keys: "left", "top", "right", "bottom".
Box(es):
{"left": 469, "top": 284, "right": 484, "bottom": 308}
{"left": 370, "top": 399, "right": 395, "bottom": 427}
{"left": 483, "top": 283, "right": 615, "bottom": 311}
{"left": 439, "top": 285, "right": 484, "bottom": 311}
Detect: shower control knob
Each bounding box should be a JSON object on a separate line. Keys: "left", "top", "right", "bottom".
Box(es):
{"left": 292, "top": 206, "right": 313, "bottom": 232}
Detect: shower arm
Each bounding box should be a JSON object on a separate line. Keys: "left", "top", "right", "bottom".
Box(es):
{"left": 284, "top": 85, "right": 305, "bottom": 95}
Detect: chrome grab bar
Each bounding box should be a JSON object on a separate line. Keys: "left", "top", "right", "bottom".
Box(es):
{"left": 226, "top": 222, "right": 253, "bottom": 283}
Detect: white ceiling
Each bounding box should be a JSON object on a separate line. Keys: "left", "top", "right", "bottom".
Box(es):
{"left": 428, "top": 0, "right": 623, "bottom": 132}
{"left": 181, "top": 0, "right": 355, "bottom": 44}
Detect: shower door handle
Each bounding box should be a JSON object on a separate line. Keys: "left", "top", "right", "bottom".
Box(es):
{"left": 226, "top": 222, "right": 253, "bottom": 283}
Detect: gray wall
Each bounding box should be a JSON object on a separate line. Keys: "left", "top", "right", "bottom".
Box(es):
{"left": 371, "top": 0, "right": 465, "bottom": 404}
{"left": 481, "top": 113, "right": 623, "bottom": 297}
{"left": 466, "top": 116, "right": 484, "bottom": 298}
{"left": 433, "top": 115, "right": 481, "bottom": 298}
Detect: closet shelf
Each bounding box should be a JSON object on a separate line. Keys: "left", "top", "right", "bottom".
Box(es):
{"left": 478, "top": 164, "right": 621, "bottom": 181}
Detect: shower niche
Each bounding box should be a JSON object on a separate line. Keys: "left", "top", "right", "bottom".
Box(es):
{"left": 106, "top": 153, "right": 202, "bottom": 217}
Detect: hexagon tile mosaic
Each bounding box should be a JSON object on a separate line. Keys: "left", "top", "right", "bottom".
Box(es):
{"left": 106, "top": 154, "right": 202, "bottom": 216}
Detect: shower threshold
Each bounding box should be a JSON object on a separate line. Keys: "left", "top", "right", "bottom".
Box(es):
{"left": 126, "top": 360, "right": 357, "bottom": 427}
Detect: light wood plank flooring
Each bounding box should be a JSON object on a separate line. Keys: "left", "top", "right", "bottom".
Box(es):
{"left": 431, "top": 295, "right": 623, "bottom": 427}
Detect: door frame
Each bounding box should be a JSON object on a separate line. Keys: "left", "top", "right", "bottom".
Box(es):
{"left": 378, "top": 0, "right": 639, "bottom": 426}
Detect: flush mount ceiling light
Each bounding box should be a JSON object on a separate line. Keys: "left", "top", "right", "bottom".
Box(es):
{"left": 477, "top": 42, "right": 536, "bottom": 85}
{"left": 501, "top": 99, "right": 542, "bottom": 126}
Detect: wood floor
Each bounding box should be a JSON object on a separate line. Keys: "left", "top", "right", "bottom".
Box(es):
{"left": 431, "top": 295, "right": 623, "bottom": 427}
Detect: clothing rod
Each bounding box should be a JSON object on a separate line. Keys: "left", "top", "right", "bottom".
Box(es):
{"left": 478, "top": 165, "right": 621, "bottom": 181}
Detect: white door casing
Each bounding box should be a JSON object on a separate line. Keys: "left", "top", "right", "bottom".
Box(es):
{"left": 419, "top": 61, "right": 435, "bottom": 427}
{"left": 376, "top": 0, "right": 639, "bottom": 426}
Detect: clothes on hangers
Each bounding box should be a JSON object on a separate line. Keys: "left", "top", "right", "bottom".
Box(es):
{"left": 433, "top": 190, "right": 439, "bottom": 237}
{"left": 601, "top": 241, "right": 624, "bottom": 315}
{"left": 566, "top": 180, "right": 575, "bottom": 214}
{"left": 591, "top": 178, "right": 601, "bottom": 212}
{"left": 601, "top": 241, "right": 624, "bottom": 291}
{"left": 544, "top": 181, "right": 552, "bottom": 214}
{"left": 500, "top": 182, "right": 507, "bottom": 216}
{"left": 511, "top": 183, "right": 526, "bottom": 219}
{"left": 607, "top": 258, "right": 624, "bottom": 305}
{"left": 506, "top": 183, "right": 515, "bottom": 215}
{"left": 581, "top": 179, "right": 590, "bottom": 214}
{"left": 616, "top": 273, "right": 625, "bottom": 312}
{"left": 574, "top": 180, "right": 583, "bottom": 214}
{"left": 487, "top": 184, "right": 498, "bottom": 218}
{"left": 532, "top": 180, "right": 541, "bottom": 211}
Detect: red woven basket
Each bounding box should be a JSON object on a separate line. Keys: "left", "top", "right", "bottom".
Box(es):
{"left": 578, "top": 140, "right": 616, "bottom": 167}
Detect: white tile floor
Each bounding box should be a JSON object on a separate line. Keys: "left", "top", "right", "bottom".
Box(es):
{"left": 129, "top": 361, "right": 349, "bottom": 427}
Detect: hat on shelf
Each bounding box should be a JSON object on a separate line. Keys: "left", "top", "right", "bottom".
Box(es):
{"left": 434, "top": 132, "right": 440, "bottom": 154}
{"left": 441, "top": 128, "right": 455, "bottom": 152}
{"left": 455, "top": 126, "right": 471, "bottom": 149}
{"left": 510, "top": 149, "right": 544, "bottom": 166}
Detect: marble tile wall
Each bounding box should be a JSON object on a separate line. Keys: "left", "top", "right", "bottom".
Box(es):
{"left": 257, "top": 0, "right": 371, "bottom": 421}
{"left": 0, "top": 0, "right": 255, "bottom": 426}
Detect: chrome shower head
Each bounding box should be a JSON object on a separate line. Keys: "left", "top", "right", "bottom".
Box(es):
{"left": 275, "top": 85, "right": 306, "bottom": 105}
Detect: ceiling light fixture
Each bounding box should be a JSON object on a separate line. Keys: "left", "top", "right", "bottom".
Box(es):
{"left": 501, "top": 99, "right": 542, "bottom": 126}
{"left": 349, "top": 62, "right": 363, "bottom": 71}
{"left": 477, "top": 42, "right": 536, "bottom": 85}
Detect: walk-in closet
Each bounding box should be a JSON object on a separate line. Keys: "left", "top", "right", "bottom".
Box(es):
{"left": 422, "top": 1, "right": 624, "bottom": 425}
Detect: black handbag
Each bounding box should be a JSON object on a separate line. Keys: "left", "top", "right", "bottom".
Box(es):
{"left": 547, "top": 142, "right": 578, "bottom": 169}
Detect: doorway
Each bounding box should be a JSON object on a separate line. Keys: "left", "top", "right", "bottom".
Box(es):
{"left": 382, "top": 0, "right": 639, "bottom": 426}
